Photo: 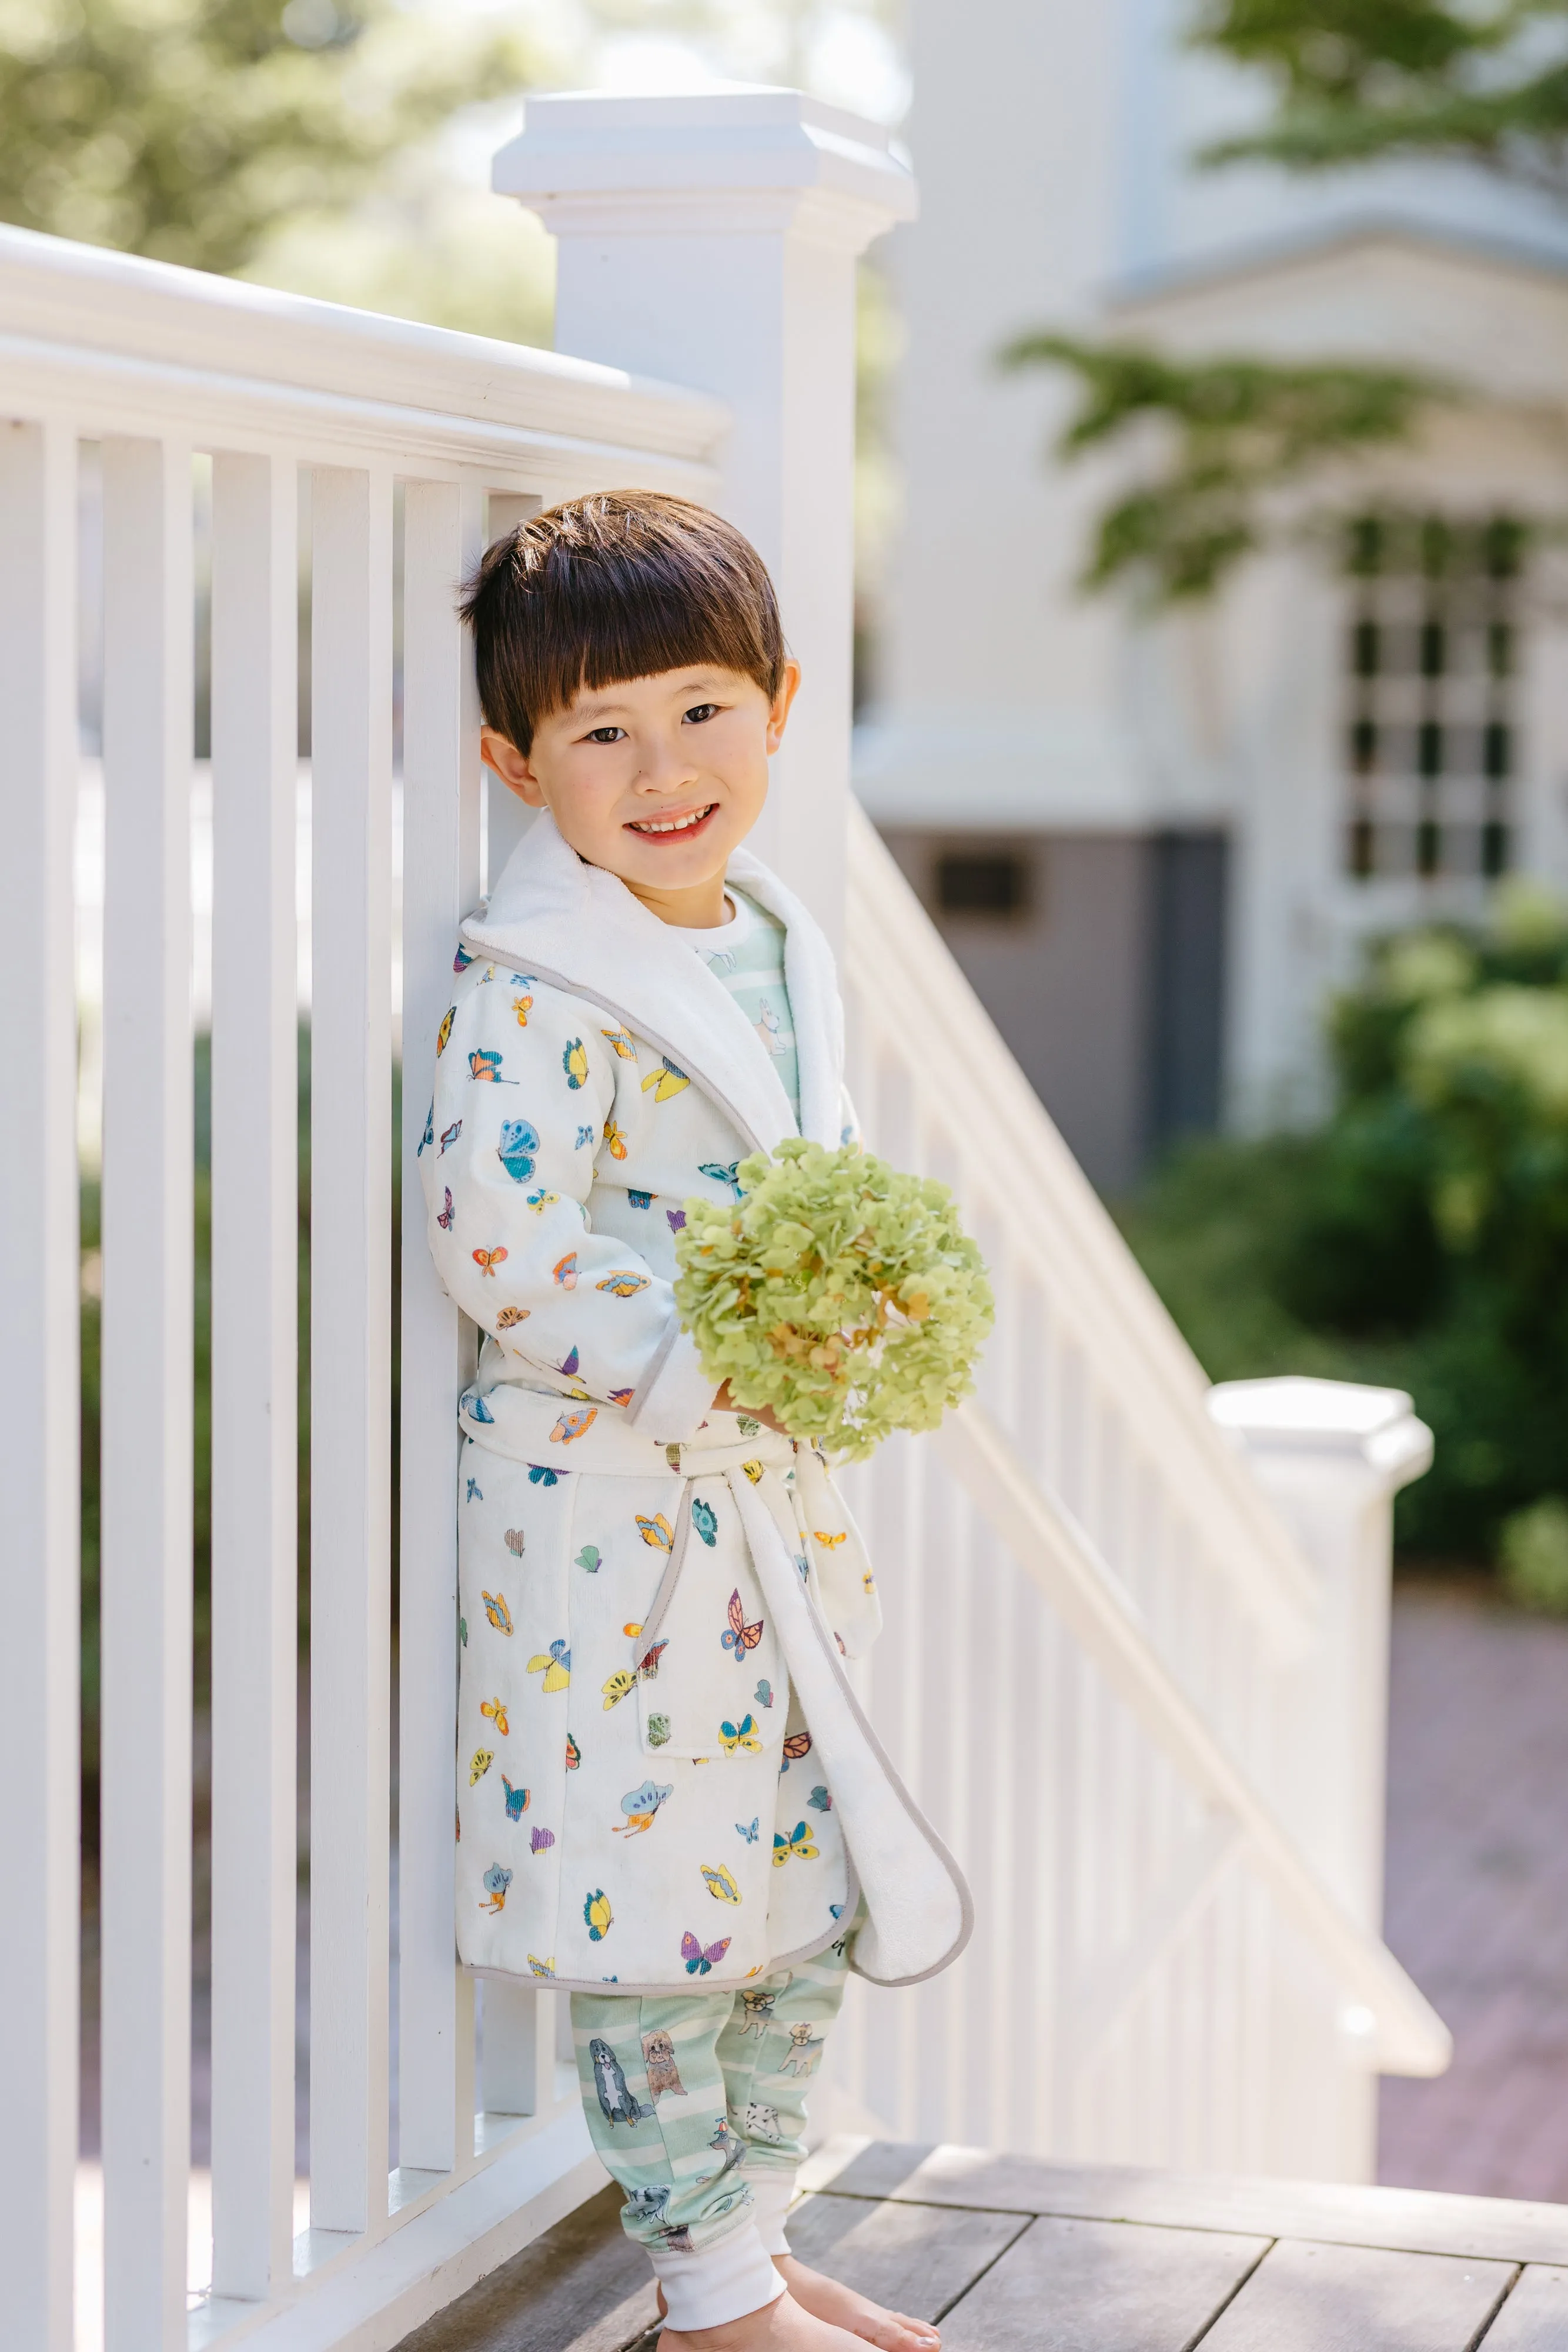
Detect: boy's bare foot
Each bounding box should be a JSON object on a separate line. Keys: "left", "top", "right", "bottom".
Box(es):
{"left": 655, "top": 2268, "right": 938, "bottom": 2352}
{"left": 776, "top": 2256, "right": 940, "bottom": 2352}
{"left": 657, "top": 2288, "right": 869, "bottom": 2351}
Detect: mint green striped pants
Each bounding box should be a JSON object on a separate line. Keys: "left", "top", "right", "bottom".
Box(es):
{"left": 570, "top": 1922, "right": 856, "bottom": 2330}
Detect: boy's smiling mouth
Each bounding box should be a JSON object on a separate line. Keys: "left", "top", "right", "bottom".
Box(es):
{"left": 625, "top": 802, "right": 718, "bottom": 839}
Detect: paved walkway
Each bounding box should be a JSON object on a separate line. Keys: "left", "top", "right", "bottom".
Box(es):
{"left": 1380, "top": 1582, "right": 1568, "bottom": 2201}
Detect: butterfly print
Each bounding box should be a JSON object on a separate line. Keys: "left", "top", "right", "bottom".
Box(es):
{"left": 524, "top": 1186, "right": 559, "bottom": 1212}
{"left": 469, "top": 1749, "right": 493, "bottom": 1785}
{"left": 597, "top": 1271, "right": 648, "bottom": 1297}
{"left": 813, "top": 1529, "right": 848, "bottom": 1551}
{"left": 504, "top": 1527, "right": 526, "bottom": 1557}
{"left": 583, "top": 1889, "right": 613, "bottom": 1942}
{"left": 480, "top": 1696, "right": 509, "bottom": 1736}
{"left": 666, "top": 1209, "right": 687, "bottom": 1233}
{"left": 614, "top": 1779, "right": 673, "bottom": 1836}
{"left": 603, "top": 1118, "right": 628, "bottom": 1160}
{"left": 641, "top": 1058, "right": 689, "bottom": 1102}
{"left": 526, "top": 1953, "right": 555, "bottom": 1977}
{"left": 556, "top": 1345, "right": 580, "bottom": 1378}
{"left": 681, "top": 1930, "right": 731, "bottom": 1976}
{"left": 808, "top": 1785, "right": 832, "bottom": 1812}
{"left": 773, "top": 1820, "right": 818, "bottom": 1866}
{"left": 496, "top": 1305, "right": 530, "bottom": 1328}
{"left": 782, "top": 1732, "right": 813, "bottom": 1760}
{"left": 691, "top": 1496, "right": 718, "bottom": 1547}
{"left": 437, "top": 1188, "right": 455, "bottom": 1230}
{"left": 480, "top": 1863, "right": 512, "bottom": 1913}
{"left": 465, "top": 1393, "right": 494, "bottom": 1423}
{"left": 453, "top": 944, "right": 473, "bottom": 974}
{"left": 600, "top": 1669, "right": 636, "bottom": 1712}
{"left": 565, "top": 1733, "right": 581, "bottom": 1770}
{"left": 562, "top": 1039, "right": 589, "bottom": 1090}
{"left": 698, "top": 1161, "right": 743, "bottom": 1197}
{"left": 553, "top": 1252, "right": 579, "bottom": 1289}
{"left": 473, "top": 1246, "right": 507, "bottom": 1277}
{"left": 482, "top": 1589, "right": 513, "bottom": 1633}
{"left": 722, "top": 1588, "right": 763, "bottom": 1662}
{"left": 531, "top": 1826, "right": 554, "bottom": 1854}
{"left": 502, "top": 1775, "right": 529, "bottom": 1820}
{"left": 439, "top": 1120, "right": 462, "bottom": 1154}
{"left": 636, "top": 1512, "right": 674, "bottom": 1552}
{"left": 417, "top": 1102, "right": 434, "bottom": 1154}
{"left": 551, "top": 1407, "right": 597, "bottom": 1445}
{"left": 754, "top": 1679, "right": 773, "bottom": 1710}
{"left": 469, "top": 1048, "right": 512, "bottom": 1083}
{"left": 600, "top": 1027, "right": 636, "bottom": 1059}
{"left": 575, "top": 1545, "right": 601, "bottom": 1573}
{"left": 719, "top": 1715, "right": 760, "bottom": 1755}
{"left": 497, "top": 1117, "right": 539, "bottom": 1183}
{"left": 466, "top": 1477, "right": 483, "bottom": 1503}
{"left": 436, "top": 1006, "right": 456, "bottom": 1055}
{"left": 575, "top": 1124, "right": 594, "bottom": 1148}
{"left": 526, "top": 1640, "right": 570, "bottom": 1692}
{"left": 527, "top": 1464, "right": 561, "bottom": 1486}
{"left": 627, "top": 1190, "right": 653, "bottom": 1209}
{"left": 701, "top": 1863, "right": 741, "bottom": 1905}
{"left": 735, "top": 1817, "right": 760, "bottom": 1843}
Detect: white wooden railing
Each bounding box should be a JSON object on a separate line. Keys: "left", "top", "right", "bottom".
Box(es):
{"left": 0, "top": 86, "right": 1445, "bottom": 2352}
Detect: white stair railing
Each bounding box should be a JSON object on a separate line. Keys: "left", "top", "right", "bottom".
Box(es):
{"left": 825, "top": 807, "right": 1445, "bottom": 2180}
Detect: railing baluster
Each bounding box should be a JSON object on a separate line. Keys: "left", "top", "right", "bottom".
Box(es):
{"left": 99, "top": 433, "right": 195, "bottom": 2352}
{"left": 0, "top": 417, "right": 80, "bottom": 2352}
{"left": 209, "top": 450, "right": 300, "bottom": 2299}
{"left": 309, "top": 463, "right": 394, "bottom": 2234}
{"left": 399, "top": 476, "right": 483, "bottom": 2175}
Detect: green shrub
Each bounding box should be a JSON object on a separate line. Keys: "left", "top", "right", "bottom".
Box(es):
{"left": 1498, "top": 1498, "right": 1568, "bottom": 1614}
{"left": 1122, "top": 881, "right": 1568, "bottom": 1561}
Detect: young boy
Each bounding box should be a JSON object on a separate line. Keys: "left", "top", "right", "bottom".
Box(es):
{"left": 422, "top": 493, "right": 970, "bottom": 2352}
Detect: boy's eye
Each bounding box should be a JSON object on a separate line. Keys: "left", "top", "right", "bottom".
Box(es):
{"left": 682, "top": 703, "right": 720, "bottom": 725}
{"left": 584, "top": 725, "right": 627, "bottom": 744}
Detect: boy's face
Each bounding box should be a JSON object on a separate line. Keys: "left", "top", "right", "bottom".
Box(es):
{"left": 480, "top": 662, "right": 800, "bottom": 927}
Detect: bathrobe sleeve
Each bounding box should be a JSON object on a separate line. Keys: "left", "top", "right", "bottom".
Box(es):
{"left": 417, "top": 960, "right": 716, "bottom": 1439}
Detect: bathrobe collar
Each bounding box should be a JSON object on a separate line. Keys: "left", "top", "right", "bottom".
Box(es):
{"left": 458, "top": 811, "right": 844, "bottom": 1155}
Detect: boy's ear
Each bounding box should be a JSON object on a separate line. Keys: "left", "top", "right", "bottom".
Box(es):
{"left": 480, "top": 726, "right": 546, "bottom": 806}
{"left": 765, "top": 661, "right": 802, "bottom": 755}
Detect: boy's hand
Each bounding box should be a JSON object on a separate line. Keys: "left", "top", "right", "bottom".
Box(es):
{"left": 712, "top": 1381, "right": 790, "bottom": 1438}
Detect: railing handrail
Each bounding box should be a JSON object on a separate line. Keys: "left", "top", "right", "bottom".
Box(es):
{"left": 845, "top": 803, "right": 1322, "bottom": 1658}
{"left": 940, "top": 1397, "right": 1449, "bottom": 2077}
{"left": 0, "top": 221, "right": 727, "bottom": 470}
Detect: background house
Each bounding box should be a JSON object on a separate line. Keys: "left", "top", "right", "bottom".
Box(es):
{"left": 855, "top": 0, "right": 1568, "bottom": 1191}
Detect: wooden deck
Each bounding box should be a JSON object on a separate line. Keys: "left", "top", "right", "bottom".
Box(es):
{"left": 393, "top": 2137, "right": 1568, "bottom": 2350}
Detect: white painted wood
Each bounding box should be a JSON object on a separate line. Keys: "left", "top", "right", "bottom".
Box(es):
{"left": 0, "top": 417, "right": 80, "bottom": 2352}
{"left": 398, "top": 476, "right": 484, "bottom": 2177}
{"left": 480, "top": 1982, "right": 554, "bottom": 2119}
{"left": 209, "top": 451, "right": 300, "bottom": 2300}
{"left": 309, "top": 463, "right": 394, "bottom": 2236}
{"left": 494, "top": 91, "right": 916, "bottom": 950}
{"left": 99, "top": 433, "right": 195, "bottom": 2351}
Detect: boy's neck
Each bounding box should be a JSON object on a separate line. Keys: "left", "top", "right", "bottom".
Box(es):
{"left": 617, "top": 869, "right": 734, "bottom": 930}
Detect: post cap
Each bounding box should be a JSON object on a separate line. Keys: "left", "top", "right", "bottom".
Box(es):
{"left": 1209, "top": 1376, "right": 1433, "bottom": 1491}
{"left": 492, "top": 85, "right": 917, "bottom": 253}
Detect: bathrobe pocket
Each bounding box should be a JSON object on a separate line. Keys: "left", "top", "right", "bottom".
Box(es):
{"left": 635, "top": 1475, "right": 787, "bottom": 1763}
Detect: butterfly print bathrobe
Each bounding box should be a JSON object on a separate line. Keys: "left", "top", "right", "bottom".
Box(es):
{"left": 420, "top": 812, "right": 972, "bottom": 1994}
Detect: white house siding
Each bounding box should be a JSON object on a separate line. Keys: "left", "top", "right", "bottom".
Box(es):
{"left": 861, "top": 0, "right": 1568, "bottom": 1163}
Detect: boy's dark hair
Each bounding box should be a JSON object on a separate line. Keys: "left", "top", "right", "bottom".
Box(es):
{"left": 459, "top": 491, "right": 785, "bottom": 754}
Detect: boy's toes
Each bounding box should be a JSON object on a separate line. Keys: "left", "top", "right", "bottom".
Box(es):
{"left": 851, "top": 2317, "right": 938, "bottom": 2352}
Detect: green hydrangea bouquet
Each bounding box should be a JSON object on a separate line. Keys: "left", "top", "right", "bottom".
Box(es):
{"left": 673, "top": 1139, "right": 994, "bottom": 1459}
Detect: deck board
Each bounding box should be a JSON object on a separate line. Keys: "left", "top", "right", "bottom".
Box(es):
{"left": 389, "top": 2141, "right": 1568, "bottom": 2350}
{"left": 934, "top": 2213, "right": 1268, "bottom": 2352}
{"left": 785, "top": 2190, "right": 1027, "bottom": 2320}
{"left": 1477, "top": 2267, "right": 1568, "bottom": 2351}
{"left": 1198, "top": 2239, "right": 1514, "bottom": 2351}
{"left": 800, "top": 2139, "right": 1568, "bottom": 2268}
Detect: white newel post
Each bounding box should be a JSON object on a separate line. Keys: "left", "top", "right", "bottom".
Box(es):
{"left": 492, "top": 89, "right": 917, "bottom": 950}
{"left": 1208, "top": 1376, "right": 1434, "bottom": 2178}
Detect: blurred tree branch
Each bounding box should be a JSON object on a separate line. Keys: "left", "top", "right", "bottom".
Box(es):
{"left": 1000, "top": 332, "right": 1443, "bottom": 602}
{"left": 1007, "top": 1, "right": 1568, "bottom": 602}
{"left": 1193, "top": 1, "right": 1568, "bottom": 195}
{"left": 0, "top": 0, "right": 548, "bottom": 275}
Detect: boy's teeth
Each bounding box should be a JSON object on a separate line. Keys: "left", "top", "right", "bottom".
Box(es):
{"left": 634, "top": 807, "right": 710, "bottom": 834}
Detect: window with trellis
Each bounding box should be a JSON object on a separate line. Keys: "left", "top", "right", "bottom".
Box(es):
{"left": 1343, "top": 513, "right": 1524, "bottom": 883}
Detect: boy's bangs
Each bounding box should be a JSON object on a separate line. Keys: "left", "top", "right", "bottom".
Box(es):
{"left": 462, "top": 491, "right": 784, "bottom": 753}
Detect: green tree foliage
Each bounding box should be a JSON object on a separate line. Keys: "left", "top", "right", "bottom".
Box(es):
{"left": 1193, "top": 0, "right": 1568, "bottom": 190}
{"left": 999, "top": 331, "right": 1436, "bottom": 600}
{"left": 1123, "top": 884, "right": 1568, "bottom": 1556}
{"left": 0, "top": 0, "right": 543, "bottom": 275}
